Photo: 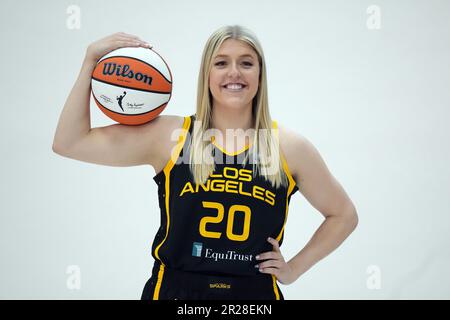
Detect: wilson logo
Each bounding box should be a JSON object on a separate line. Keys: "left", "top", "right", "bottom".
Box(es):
{"left": 102, "top": 63, "right": 153, "bottom": 86}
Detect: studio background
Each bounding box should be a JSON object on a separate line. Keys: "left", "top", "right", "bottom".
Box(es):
{"left": 1, "top": 0, "right": 449, "bottom": 299}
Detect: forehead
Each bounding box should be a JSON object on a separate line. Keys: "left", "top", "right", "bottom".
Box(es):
{"left": 214, "top": 39, "right": 257, "bottom": 59}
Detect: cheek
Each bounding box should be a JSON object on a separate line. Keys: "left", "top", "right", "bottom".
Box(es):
{"left": 248, "top": 69, "right": 260, "bottom": 86}
{"left": 249, "top": 74, "right": 260, "bottom": 91}
{"left": 209, "top": 71, "right": 221, "bottom": 88}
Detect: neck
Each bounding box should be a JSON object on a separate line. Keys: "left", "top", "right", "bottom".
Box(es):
{"left": 210, "top": 104, "right": 254, "bottom": 135}
{"left": 209, "top": 103, "right": 255, "bottom": 150}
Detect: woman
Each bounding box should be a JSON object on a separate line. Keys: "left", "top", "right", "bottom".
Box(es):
{"left": 53, "top": 25, "right": 358, "bottom": 300}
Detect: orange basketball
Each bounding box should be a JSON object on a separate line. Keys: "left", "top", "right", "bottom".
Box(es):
{"left": 91, "top": 47, "right": 172, "bottom": 125}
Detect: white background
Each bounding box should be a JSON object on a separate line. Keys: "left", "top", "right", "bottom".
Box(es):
{"left": 1, "top": 0, "right": 449, "bottom": 299}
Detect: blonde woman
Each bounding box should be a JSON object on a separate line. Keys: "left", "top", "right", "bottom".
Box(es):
{"left": 53, "top": 25, "right": 358, "bottom": 300}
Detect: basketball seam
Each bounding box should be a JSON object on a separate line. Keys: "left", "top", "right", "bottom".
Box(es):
{"left": 92, "top": 93, "right": 167, "bottom": 116}
{"left": 96, "top": 55, "right": 172, "bottom": 84}
{"left": 91, "top": 76, "right": 171, "bottom": 95}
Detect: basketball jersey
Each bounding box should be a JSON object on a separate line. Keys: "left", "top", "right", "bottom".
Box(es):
{"left": 151, "top": 114, "right": 298, "bottom": 277}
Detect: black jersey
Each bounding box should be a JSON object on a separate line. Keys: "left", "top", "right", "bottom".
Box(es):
{"left": 150, "top": 114, "right": 298, "bottom": 297}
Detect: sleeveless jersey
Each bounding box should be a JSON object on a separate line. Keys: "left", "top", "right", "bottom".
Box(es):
{"left": 151, "top": 114, "right": 298, "bottom": 277}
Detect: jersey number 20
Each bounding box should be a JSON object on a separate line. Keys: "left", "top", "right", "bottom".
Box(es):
{"left": 199, "top": 201, "right": 251, "bottom": 242}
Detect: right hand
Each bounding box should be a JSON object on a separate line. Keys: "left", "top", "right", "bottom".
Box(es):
{"left": 85, "top": 32, "right": 152, "bottom": 63}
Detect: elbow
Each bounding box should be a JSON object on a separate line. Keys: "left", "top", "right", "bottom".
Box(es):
{"left": 52, "top": 140, "right": 69, "bottom": 156}
{"left": 349, "top": 211, "right": 358, "bottom": 231}
{"left": 52, "top": 140, "right": 63, "bottom": 155}
{"left": 344, "top": 204, "right": 359, "bottom": 232}
{"left": 329, "top": 202, "right": 358, "bottom": 232}
{"left": 52, "top": 142, "right": 60, "bottom": 154}
{"left": 52, "top": 141, "right": 60, "bottom": 153}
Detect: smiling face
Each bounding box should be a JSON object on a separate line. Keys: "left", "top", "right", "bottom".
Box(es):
{"left": 209, "top": 39, "right": 260, "bottom": 112}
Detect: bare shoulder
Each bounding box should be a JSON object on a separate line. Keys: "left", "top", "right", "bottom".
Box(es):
{"left": 278, "top": 123, "right": 357, "bottom": 219}
{"left": 277, "top": 123, "right": 312, "bottom": 186}
{"left": 143, "top": 114, "right": 185, "bottom": 133}
{"left": 147, "top": 114, "right": 186, "bottom": 173}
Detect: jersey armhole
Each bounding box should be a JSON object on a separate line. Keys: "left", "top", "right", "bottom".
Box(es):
{"left": 153, "top": 116, "right": 191, "bottom": 181}
{"left": 272, "top": 120, "right": 298, "bottom": 193}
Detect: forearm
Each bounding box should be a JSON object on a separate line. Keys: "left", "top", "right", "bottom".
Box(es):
{"left": 287, "top": 209, "right": 358, "bottom": 282}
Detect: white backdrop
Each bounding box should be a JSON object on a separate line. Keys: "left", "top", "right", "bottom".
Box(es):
{"left": 1, "top": 0, "right": 449, "bottom": 299}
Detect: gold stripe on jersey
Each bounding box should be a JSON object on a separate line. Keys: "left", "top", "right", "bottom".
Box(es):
{"left": 153, "top": 116, "right": 192, "bottom": 264}
{"left": 152, "top": 264, "right": 165, "bottom": 300}
{"left": 211, "top": 135, "right": 251, "bottom": 156}
{"left": 272, "top": 275, "right": 281, "bottom": 300}
{"left": 272, "top": 120, "right": 297, "bottom": 243}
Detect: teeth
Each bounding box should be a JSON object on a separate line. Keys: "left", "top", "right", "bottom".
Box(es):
{"left": 225, "top": 84, "right": 244, "bottom": 89}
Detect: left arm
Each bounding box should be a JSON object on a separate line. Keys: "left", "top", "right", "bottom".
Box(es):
{"left": 257, "top": 131, "right": 358, "bottom": 285}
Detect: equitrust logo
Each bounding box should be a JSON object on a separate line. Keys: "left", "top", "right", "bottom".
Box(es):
{"left": 191, "top": 242, "right": 253, "bottom": 262}
{"left": 192, "top": 242, "right": 203, "bottom": 257}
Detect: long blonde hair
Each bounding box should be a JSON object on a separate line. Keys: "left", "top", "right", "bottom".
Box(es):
{"left": 188, "top": 25, "right": 289, "bottom": 189}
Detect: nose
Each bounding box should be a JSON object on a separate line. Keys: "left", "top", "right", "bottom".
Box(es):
{"left": 227, "top": 61, "right": 241, "bottom": 77}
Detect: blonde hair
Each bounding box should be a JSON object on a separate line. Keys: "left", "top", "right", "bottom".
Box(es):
{"left": 188, "top": 25, "right": 289, "bottom": 189}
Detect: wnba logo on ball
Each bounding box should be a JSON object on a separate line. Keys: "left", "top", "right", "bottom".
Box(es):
{"left": 102, "top": 63, "right": 153, "bottom": 87}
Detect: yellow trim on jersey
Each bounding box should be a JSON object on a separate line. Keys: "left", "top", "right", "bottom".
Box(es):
{"left": 211, "top": 135, "right": 251, "bottom": 156}
{"left": 272, "top": 120, "right": 297, "bottom": 243}
{"left": 154, "top": 116, "right": 192, "bottom": 264}
{"left": 152, "top": 264, "right": 165, "bottom": 300}
{"left": 272, "top": 275, "right": 281, "bottom": 300}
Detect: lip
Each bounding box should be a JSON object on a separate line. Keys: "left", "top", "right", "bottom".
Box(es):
{"left": 222, "top": 86, "right": 247, "bottom": 92}
{"left": 222, "top": 83, "right": 247, "bottom": 88}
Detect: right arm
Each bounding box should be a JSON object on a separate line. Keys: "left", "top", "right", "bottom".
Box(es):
{"left": 52, "top": 32, "right": 177, "bottom": 168}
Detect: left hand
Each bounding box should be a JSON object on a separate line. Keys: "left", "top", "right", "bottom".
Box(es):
{"left": 256, "top": 237, "right": 297, "bottom": 285}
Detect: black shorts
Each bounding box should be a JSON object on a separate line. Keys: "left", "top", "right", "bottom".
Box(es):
{"left": 141, "top": 261, "right": 284, "bottom": 300}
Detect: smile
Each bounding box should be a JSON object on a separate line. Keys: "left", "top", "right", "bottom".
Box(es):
{"left": 222, "top": 83, "right": 247, "bottom": 92}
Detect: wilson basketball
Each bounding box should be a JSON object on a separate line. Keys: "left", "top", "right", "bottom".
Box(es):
{"left": 91, "top": 47, "right": 172, "bottom": 125}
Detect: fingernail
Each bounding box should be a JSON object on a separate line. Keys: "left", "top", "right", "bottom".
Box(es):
{"left": 259, "top": 268, "right": 263, "bottom": 272}
{"left": 255, "top": 255, "right": 260, "bottom": 259}
{"left": 255, "top": 264, "right": 259, "bottom": 268}
{"left": 267, "top": 237, "right": 272, "bottom": 241}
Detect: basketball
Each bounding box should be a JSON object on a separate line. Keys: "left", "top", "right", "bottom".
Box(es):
{"left": 91, "top": 47, "right": 172, "bottom": 125}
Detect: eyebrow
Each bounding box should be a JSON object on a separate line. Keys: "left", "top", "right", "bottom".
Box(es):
{"left": 214, "top": 54, "right": 255, "bottom": 59}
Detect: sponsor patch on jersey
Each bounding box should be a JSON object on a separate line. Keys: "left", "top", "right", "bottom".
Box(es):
{"left": 192, "top": 242, "right": 203, "bottom": 257}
